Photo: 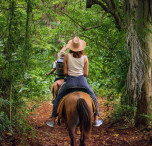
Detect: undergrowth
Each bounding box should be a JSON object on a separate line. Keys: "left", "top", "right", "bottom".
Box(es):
{"left": 0, "top": 97, "right": 37, "bottom": 143}
{"left": 110, "top": 104, "right": 137, "bottom": 127}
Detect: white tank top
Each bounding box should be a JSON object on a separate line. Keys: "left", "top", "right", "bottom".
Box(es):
{"left": 68, "top": 53, "right": 84, "bottom": 77}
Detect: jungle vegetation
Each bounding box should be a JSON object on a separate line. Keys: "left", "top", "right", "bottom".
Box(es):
{"left": 0, "top": 0, "right": 152, "bottom": 138}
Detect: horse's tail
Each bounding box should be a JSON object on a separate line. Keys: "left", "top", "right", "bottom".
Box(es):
{"left": 77, "top": 98, "right": 91, "bottom": 138}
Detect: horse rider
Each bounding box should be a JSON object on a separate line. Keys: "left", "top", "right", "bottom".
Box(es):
{"left": 46, "top": 51, "right": 65, "bottom": 102}
{"left": 46, "top": 36, "right": 103, "bottom": 127}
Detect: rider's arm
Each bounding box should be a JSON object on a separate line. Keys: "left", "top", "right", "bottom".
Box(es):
{"left": 84, "top": 55, "right": 88, "bottom": 77}
{"left": 63, "top": 54, "right": 68, "bottom": 76}
{"left": 46, "top": 61, "right": 56, "bottom": 76}
{"left": 46, "top": 68, "right": 56, "bottom": 76}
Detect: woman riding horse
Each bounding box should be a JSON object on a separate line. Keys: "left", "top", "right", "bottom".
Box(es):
{"left": 46, "top": 36, "right": 102, "bottom": 127}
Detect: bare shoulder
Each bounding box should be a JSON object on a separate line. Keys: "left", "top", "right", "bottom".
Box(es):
{"left": 65, "top": 53, "right": 68, "bottom": 57}
{"left": 84, "top": 55, "right": 88, "bottom": 59}
{"left": 84, "top": 55, "right": 88, "bottom": 62}
{"left": 64, "top": 54, "right": 68, "bottom": 60}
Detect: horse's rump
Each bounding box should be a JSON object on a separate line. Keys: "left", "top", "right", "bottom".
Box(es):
{"left": 63, "top": 92, "right": 93, "bottom": 137}
{"left": 57, "top": 91, "right": 96, "bottom": 119}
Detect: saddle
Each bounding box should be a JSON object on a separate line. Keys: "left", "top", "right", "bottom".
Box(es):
{"left": 57, "top": 87, "right": 97, "bottom": 119}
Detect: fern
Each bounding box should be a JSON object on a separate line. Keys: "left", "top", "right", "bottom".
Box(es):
{"left": 0, "top": 111, "right": 10, "bottom": 131}
{"left": 0, "top": 98, "right": 10, "bottom": 107}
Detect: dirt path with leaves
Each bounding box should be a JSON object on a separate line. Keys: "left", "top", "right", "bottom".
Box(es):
{"left": 26, "top": 97, "right": 151, "bottom": 146}
{"left": 1, "top": 98, "right": 151, "bottom": 146}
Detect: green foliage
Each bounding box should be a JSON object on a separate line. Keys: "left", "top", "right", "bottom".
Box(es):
{"left": 0, "top": 111, "right": 10, "bottom": 131}
{"left": 0, "top": 98, "right": 10, "bottom": 132}
{"left": 0, "top": 0, "right": 133, "bottom": 137}
{"left": 142, "top": 114, "right": 152, "bottom": 120}
{"left": 0, "top": 98, "right": 10, "bottom": 106}
{"left": 110, "top": 104, "right": 137, "bottom": 127}
{"left": 0, "top": 0, "right": 52, "bottom": 136}
{"left": 0, "top": 98, "right": 35, "bottom": 136}
{"left": 141, "top": 114, "right": 152, "bottom": 126}
{"left": 11, "top": 108, "right": 34, "bottom": 135}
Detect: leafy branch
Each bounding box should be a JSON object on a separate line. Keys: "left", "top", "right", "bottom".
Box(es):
{"left": 59, "top": 10, "right": 107, "bottom": 31}
{"left": 87, "top": 0, "right": 123, "bottom": 31}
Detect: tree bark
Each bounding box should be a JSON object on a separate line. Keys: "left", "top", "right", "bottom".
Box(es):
{"left": 25, "top": 0, "right": 30, "bottom": 46}
{"left": 135, "top": 0, "right": 152, "bottom": 128}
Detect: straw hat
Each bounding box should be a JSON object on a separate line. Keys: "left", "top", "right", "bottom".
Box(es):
{"left": 66, "top": 36, "right": 86, "bottom": 52}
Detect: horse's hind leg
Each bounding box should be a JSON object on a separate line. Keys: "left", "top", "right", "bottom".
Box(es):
{"left": 80, "top": 134, "right": 85, "bottom": 146}
{"left": 68, "top": 126, "right": 76, "bottom": 146}
{"left": 80, "top": 128, "right": 85, "bottom": 146}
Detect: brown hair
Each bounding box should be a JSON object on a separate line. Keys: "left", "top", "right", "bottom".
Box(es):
{"left": 69, "top": 50, "right": 85, "bottom": 58}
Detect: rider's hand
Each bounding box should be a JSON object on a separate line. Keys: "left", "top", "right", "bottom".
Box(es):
{"left": 64, "top": 76, "right": 67, "bottom": 81}
{"left": 46, "top": 73, "right": 50, "bottom": 76}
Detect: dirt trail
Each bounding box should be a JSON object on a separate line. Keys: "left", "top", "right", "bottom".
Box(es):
{"left": 27, "top": 98, "right": 150, "bottom": 146}
{"left": 1, "top": 98, "right": 151, "bottom": 146}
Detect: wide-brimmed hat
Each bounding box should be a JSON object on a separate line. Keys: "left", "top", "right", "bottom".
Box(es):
{"left": 66, "top": 36, "right": 86, "bottom": 52}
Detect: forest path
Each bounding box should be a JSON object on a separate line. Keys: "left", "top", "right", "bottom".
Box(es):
{"left": 27, "top": 97, "right": 150, "bottom": 146}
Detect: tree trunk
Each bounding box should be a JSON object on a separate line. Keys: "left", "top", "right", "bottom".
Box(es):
{"left": 25, "top": 0, "right": 30, "bottom": 45}
{"left": 135, "top": 0, "right": 152, "bottom": 128}
{"left": 1, "top": 0, "right": 15, "bottom": 117}
{"left": 22, "top": 0, "right": 31, "bottom": 66}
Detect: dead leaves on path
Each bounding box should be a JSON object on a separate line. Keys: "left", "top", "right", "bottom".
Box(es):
{"left": 26, "top": 97, "right": 151, "bottom": 146}
{"left": 1, "top": 97, "right": 151, "bottom": 145}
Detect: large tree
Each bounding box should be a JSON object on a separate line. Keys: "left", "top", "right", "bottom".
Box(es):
{"left": 132, "top": 0, "right": 152, "bottom": 127}
{"left": 86, "top": 0, "right": 152, "bottom": 127}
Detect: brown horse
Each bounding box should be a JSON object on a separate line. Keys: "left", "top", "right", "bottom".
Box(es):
{"left": 60, "top": 91, "right": 94, "bottom": 146}
{"left": 51, "top": 79, "right": 64, "bottom": 103}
